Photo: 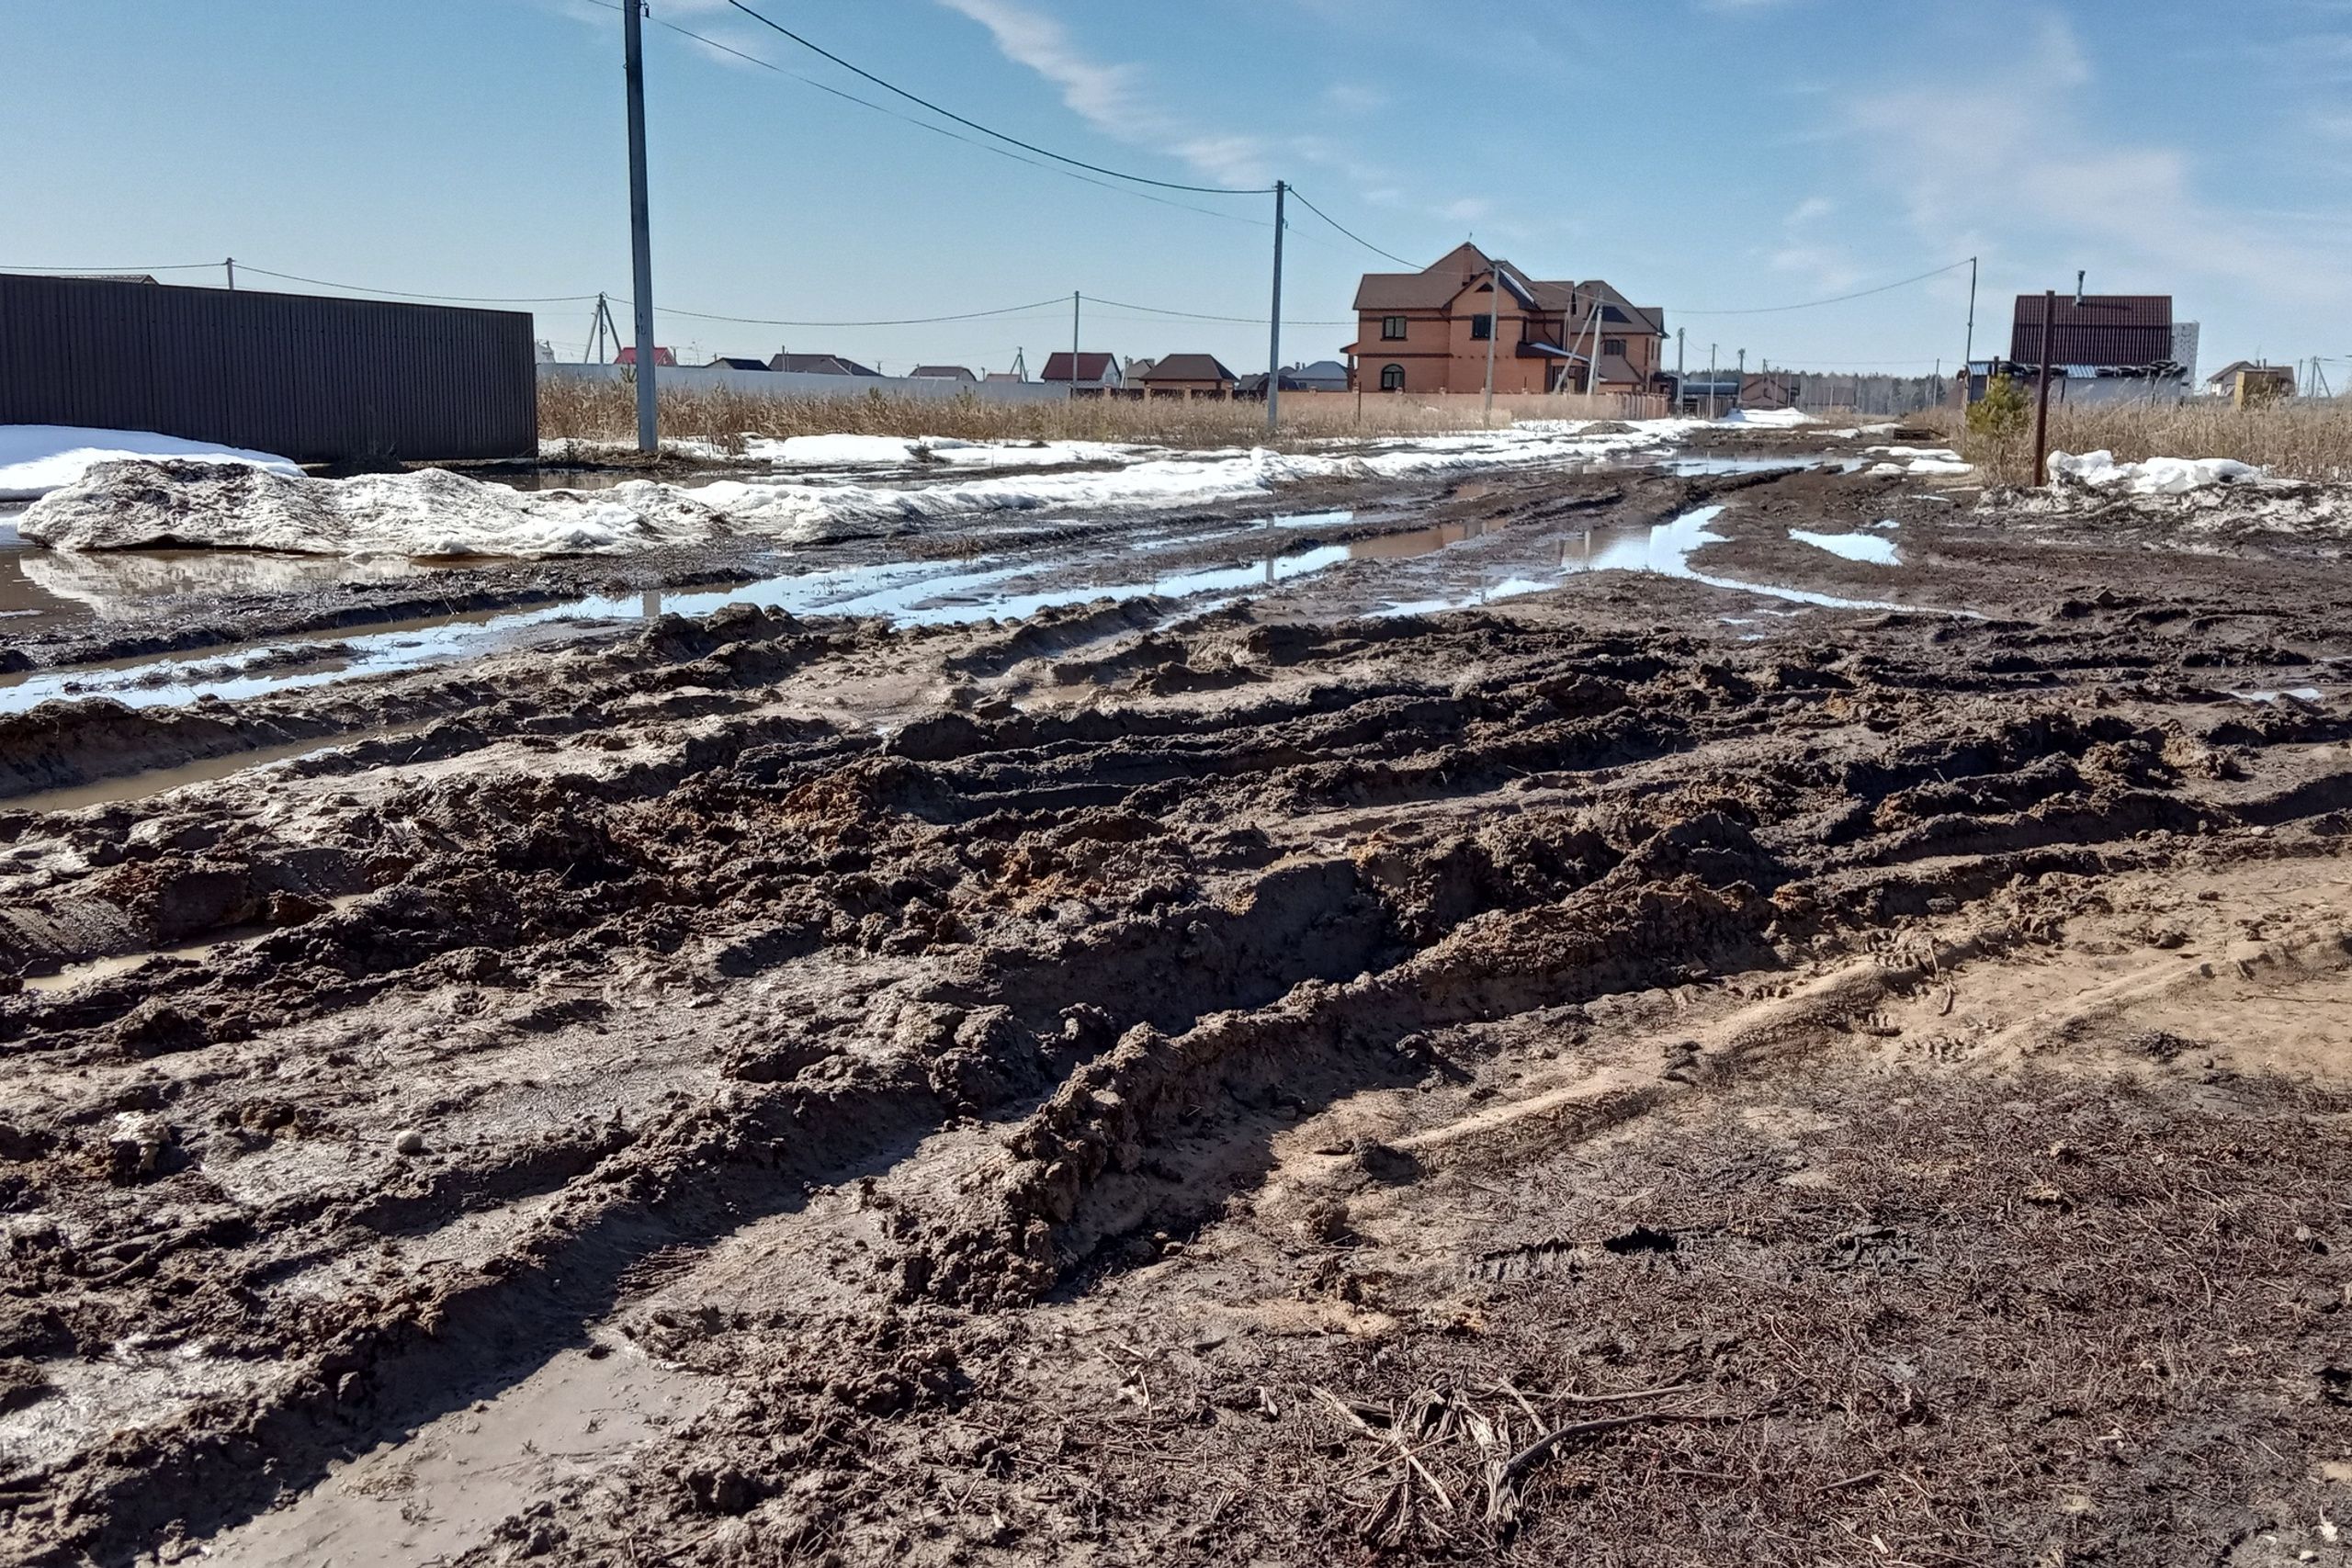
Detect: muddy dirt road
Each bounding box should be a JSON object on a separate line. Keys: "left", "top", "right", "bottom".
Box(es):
{"left": 4, "top": 452, "right": 2352, "bottom": 1566}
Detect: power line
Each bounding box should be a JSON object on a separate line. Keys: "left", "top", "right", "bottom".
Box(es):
{"left": 1669, "top": 260, "right": 1973, "bottom": 317}
{"left": 603, "top": 2, "right": 1272, "bottom": 231}
{"left": 236, "top": 266, "right": 603, "bottom": 304}
{"left": 718, "top": 0, "right": 1272, "bottom": 197}
{"left": 1286, "top": 187, "right": 1416, "bottom": 267}
{"left": 655, "top": 297, "right": 1071, "bottom": 328}
{"left": 0, "top": 262, "right": 220, "bottom": 274}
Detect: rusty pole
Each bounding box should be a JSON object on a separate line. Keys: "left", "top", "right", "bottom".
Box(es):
{"left": 2032, "top": 288, "right": 2056, "bottom": 485}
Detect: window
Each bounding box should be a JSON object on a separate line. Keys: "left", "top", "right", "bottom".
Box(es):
{"left": 1470, "top": 314, "right": 1493, "bottom": 340}
{"left": 1379, "top": 363, "right": 1406, "bottom": 391}
{"left": 1602, "top": 338, "right": 1627, "bottom": 356}
{"left": 1381, "top": 315, "right": 1408, "bottom": 341}
{"left": 1600, "top": 305, "right": 1630, "bottom": 323}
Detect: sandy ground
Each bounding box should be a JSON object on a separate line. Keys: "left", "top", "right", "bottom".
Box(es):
{"left": 3, "top": 445, "right": 2352, "bottom": 1566}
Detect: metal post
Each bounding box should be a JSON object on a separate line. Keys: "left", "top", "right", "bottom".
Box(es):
{"left": 1482, "top": 263, "right": 1499, "bottom": 422}
{"left": 623, "top": 0, "right": 659, "bottom": 455}
{"left": 1071, "top": 291, "right": 1081, "bottom": 396}
{"left": 2033, "top": 288, "right": 2056, "bottom": 485}
{"left": 1676, "top": 327, "right": 1685, "bottom": 406}
{"left": 1962, "top": 256, "right": 1977, "bottom": 404}
{"left": 1709, "top": 343, "right": 1718, "bottom": 420}
{"left": 224, "top": 257, "right": 236, "bottom": 291}
{"left": 1267, "top": 181, "right": 1285, "bottom": 434}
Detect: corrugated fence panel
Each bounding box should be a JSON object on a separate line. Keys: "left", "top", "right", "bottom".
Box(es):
{"left": 0, "top": 274, "right": 535, "bottom": 463}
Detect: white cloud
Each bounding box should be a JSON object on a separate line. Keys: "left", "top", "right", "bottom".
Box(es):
{"left": 1847, "top": 10, "right": 2344, "bottom": 309}
{"left": 933, "top": 0, "right": 1271, "bottom": 186}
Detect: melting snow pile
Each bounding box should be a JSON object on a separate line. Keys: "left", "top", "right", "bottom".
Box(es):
{"left": 1720, "top": 409, "right": 1816, "bottom": 428}
{"left": 19, "top": 423, "right": 1718, "bottom": 559}
{"left": 1867, "top": 444, "right": 1973, "bottom": 477}
{"left": 19, "top": 461, "right": 728, "bottom": 558}
{"left": 2047, "top": 450, "right": 2264, "bottom": 495}
{"left": 0, "top": 425, "right": 301, "bottom": 502}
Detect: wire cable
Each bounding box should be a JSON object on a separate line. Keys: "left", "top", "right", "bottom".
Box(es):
{"left": 1285, "top": 187, "right": 1416, "bottom": 268}
{"left": 718, "top": 0, "right": 1272, "bottom": 196}
{"left": 234, "top": 266, "right": 602, "bottom": 304}
{"left": 652, "top": 297, "right": 1070, "bottom": 328}
{"left": 0, "top": 262, "right": 222, "bottom": 275}
{"left": 1669, "top": 260, "right": 1973, "bottom": 317}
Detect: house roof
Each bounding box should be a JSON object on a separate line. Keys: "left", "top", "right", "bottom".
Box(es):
{"left": 770, "top": 352, "right": 880, "bottom": 376}
{"left": 2008, "top": 295, "right": 2176, "bottom": 367}
{"left": 910, "top": 365, "right": 976, "bottom": 380}
{"left": 1141, "top": 353, "right": 1237, "bottom": 383}
{"left": 707, "top": 356, "right": 771, "bottom": 371}
{"left": 1042, "top": 351, "right": 1118, "bottom": 382}
{"left": 1354, "top": 247, "right": 1664, "bottom": 334}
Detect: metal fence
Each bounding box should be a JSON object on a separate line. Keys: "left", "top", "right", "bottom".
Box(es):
{"left": 0, "top": 273, "right": 536, "bottom": 464}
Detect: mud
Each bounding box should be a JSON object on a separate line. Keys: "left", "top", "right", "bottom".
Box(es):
{"left": 3, "top": 454, "right": 2352, "bottom": 1566}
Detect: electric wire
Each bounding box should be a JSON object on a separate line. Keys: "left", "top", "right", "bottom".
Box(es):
{"left": 1284, "top": 187, "right": 1416, "bottom": 267}
{"left": 1668, "top": 259, "right": 1973, "bottom": 317}
{"left": 718, "top": 0, "right": 1273, "bottom": 196}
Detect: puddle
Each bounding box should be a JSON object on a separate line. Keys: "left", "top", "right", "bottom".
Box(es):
{"left": 1789, "top": 528, "right": 1900, "bottom": 566}
{"left": 197, "top": 1338, "right": 718, "bottom": 1568}
{"left": 1375, "top": 507, "right": 1971, "bottom": 619}
{"left": 2, "top": 727, "right": 427, "bottom": 816}
{"left": 21, "top": 895, "right": 368, "bottom": 992}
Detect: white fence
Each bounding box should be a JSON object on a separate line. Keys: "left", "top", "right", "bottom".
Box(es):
{"left": 538, "top": 362, "right": 1069, "bottom": 404}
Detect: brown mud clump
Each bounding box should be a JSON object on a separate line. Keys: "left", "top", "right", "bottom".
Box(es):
{"left": 2, "top": 460, "right": 2352, "bottom": 1566}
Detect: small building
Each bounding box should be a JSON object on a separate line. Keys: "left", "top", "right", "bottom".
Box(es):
{"left": 1123, "top": 357, "right": 1157, "bottom": 385}
{"left": 706, "top": 355, "right": 771, "bottom": 372}
{"left": 2204, "top": 361, "right": 2298, "bottom": 406}
{"left": 1139, "top": 354, "right": 1238, "bottom": 399}
{"left": 1971, "top": 294, "right": 2191, "bottom": 403}
{"left": 769, "top": 352, "right": 880, "bottom": 377}
{"left": 1345, "top": 243, "right": 1665, "bottom": 396}
{"left": 1041, "top": 352, "right": 1123, "bottom": 389}
{"left": 1285, "top": 359, "right": 1351, "bottom": 392}
{"left": 909, "top": 365, "right": 977, "bottom": 383}
{"left": 616, "top": 345, "right": 676, "bottom": 367}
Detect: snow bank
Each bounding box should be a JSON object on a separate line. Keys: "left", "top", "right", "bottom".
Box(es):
{"left": 0, "top": 425, "right": 300, "bottom": 502}
{"left": 1864, "top": 445, "right": 1973, "bottom": 477}
{"left": 18, "top": 460, "right": 728, "bottom": 558}
{"left": 1720, "top": 408, "right": 1815, "bottom": 428}
{"left": 2047, "top": 449, "right": 2263, "bottom": 495}
{"left": 17, "top": 423, "right": 1718, "bottom": 559}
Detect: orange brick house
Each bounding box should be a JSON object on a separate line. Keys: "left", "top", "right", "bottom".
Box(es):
{"left": 1344, "top": 243, "right": 1665, "bottom": 396}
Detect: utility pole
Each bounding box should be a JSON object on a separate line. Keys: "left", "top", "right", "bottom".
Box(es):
{"left": 2032, "top": 288, "right": 2057, "bottom": 486}
{"left": 1709, "top": 343, "right": 1719, "bottom": 420}
{"left": 1266, "top": 180, "right": 1286, "bottom": 434}
{"left": 224, "top": 257, "right": 236, "bottom": 291}
{"left": 1482, "top": 261, "right": 1500, "bottom": 423}
{"left": 622, "top": 0, "right": 659, "bottom": 455}
{"left": 1070, "top": 291, "right": 1081, "bottom": 396}
{"left": 1962, "top": 255, "right": 1977, "bottom": 404}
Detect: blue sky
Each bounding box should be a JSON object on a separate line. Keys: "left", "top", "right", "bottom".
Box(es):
{"left": 4, "top": 0, "right": 2346, "bottom": 380}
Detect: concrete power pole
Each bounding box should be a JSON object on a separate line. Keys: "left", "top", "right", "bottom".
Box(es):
{"left": 1267, "top": 181, "right": 1286, "bottom": 434}
{"left": 1482, "top": 264, "right": 1500, "bottom": 422}
{"left": 623, "top": 0, "right": 659, "bottom": 456}
{"left": 1070, "top": 292, "right": 1081, "bottom": 396}
{"left": 1962, "top": 255, "right": 1978, "bottom": 405}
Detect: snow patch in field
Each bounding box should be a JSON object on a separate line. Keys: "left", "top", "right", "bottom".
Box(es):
{"left": 1790, "top": 528, "right": 1900, "bottom": 565}
{"left": 17, "top": 424, "right": 1720, "bottom": 559}
{"left": 1720, "top": 409, "right": 1816, "bottom": 428}
{"left": 2048, "top": 450, "right": 2264, "bottom": 495}
{"left": 19, "top": 461, "right": 726, "bottom": 558}
{"left": 0, "top": 426, "right": 300, "bottom": 502}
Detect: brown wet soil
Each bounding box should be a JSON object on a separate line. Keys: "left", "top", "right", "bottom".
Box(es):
{"left": 1, "top": 458, "right": 2351, "bottom": 1566}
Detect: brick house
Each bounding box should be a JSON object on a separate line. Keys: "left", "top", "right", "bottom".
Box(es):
{"left": 1042, "top": 352, "right": 1123, "bottom": 390}
{"left": 1345, "top": 243, "right": 1665, "bottom": 396}
{"left": 1137, "top": 354, "right": 1238, "bottom": 399}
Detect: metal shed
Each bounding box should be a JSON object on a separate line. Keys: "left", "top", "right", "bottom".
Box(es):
{"left": 0, "top": 272, "right": 536, "bottom": 464}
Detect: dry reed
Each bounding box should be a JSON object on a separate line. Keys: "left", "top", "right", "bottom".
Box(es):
{"left": 535, "top": 378, "right": 1646, "bottom": 455}
{"left": 1914, "top": 398, "right": 2352, "bottom": 485}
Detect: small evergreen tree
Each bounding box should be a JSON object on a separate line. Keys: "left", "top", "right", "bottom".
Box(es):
{"left": 1967, "top": 374, "right": 2030, "bottom": 439}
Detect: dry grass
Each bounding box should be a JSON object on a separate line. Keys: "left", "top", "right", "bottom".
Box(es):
{"left": 1914, "top": 398, "right": 2352, "bottom": 485}
{"left": 535, "top": 378, "right": 1648, "bottom": 454}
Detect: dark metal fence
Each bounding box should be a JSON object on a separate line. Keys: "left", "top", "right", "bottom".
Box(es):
{"left": 0, "top": 273, "right": 536, "bottom": 464}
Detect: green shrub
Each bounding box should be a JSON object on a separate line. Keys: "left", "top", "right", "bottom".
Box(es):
{"left": 1967, "top": 374, "right": 2030, "bottom": 439}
